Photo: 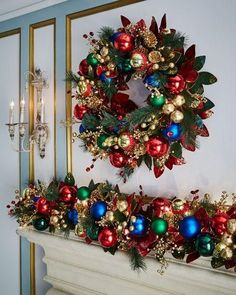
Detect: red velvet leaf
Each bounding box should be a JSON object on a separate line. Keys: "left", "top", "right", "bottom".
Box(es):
{"left": 154, "top": 166, "right": 164, "bottom": 178}
{"left": 149, "top": 16, "right": 159, "bottom": 36}
{"left": 198, "top": 125, "right": 209, "bottom": 137}
{"left": 136, "top": 19, "right": 146, "bottom": 30}
{"left": 165, "top": 158, "right": 174, "bottom": 170}
{"left": 121, "top": 15, "right": 131, "bottom": 27}
{"left": 180, "top": 136, "right": 196, "bottom": 152}
{"left": 160, "top": 14, "right": 167, "bottom": 31}
{"left": 85, "top": 237, "right": 92, "bottom": 244}
{"left": 186, "top": 251, "right": 200, "bottom": 263}
{"left": 194, "top": 207, "right": 210, "bottom": 227}
{"left": 225, "top": 260, "right": 236, "bottom": 269}
{"left": 185, "top": 45, "right": 196, "bottom": 59}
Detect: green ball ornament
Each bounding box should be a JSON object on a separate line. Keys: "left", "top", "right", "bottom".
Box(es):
{"left": 87, "top": 224, "right": 100, "bottom": 240}
{"left": 151, "top": 218, "right": 168, "bottom": 235}
{"left": 97, "top": 134, "right": 109, "bottom": 149}
{"left": 77, "top": 186, "right": 90, "bottom": 200}
{"left": 149, "top": 94, "right": 165, "bottom": 107}
{"left": 118, "top": 59, "right": 132, "bottom": 72}
{"left": 86, "top": 53, "right": 99, "bottom": 66}
{"left": 33, "top": 217, "right": 49, "bottom": 231}
{"left": 195, "top": 233, "right": 215, "bottom": 257}
{"left": 64, "top": 173, "right": 75, "bottom": 186}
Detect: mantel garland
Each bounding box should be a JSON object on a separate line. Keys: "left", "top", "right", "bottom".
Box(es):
{"left": 67, "top": 15, "right": 217, "bottom": 180}
{"left": 8, "top": 173, "right": 236, "bottom": 274}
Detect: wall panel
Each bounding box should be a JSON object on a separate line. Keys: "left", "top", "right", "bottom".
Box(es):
{"left": 0, "top": 31, "right": 20, "bottom": 295}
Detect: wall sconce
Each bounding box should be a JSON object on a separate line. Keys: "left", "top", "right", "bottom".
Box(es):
{"left": 6, "top": 68, "right": 49, "bottom": 158}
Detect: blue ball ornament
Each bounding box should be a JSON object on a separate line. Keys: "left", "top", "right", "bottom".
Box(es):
{"left": 162, "top": 123, "right": 182, "bottom": 141}
{"left": 196, "top": 115, "right": 203, "bottom": 127}
{"left": 129, "top": 214, "right": 149, "bottom": 237}
{"left": 79, "top": 124, "right": 86, "bottom": 133}
{"left": 90, "top": 201, "right": 107, "bottom": 221}
{"left": 110, "top": 32, "right": 122, "bottom": 43}
{"left": 99, "top": 72, "right": 112, "bottom": 84}
{"left": 68, "top": 208, "right": 78, "bottom": 225}
{"left": 179, "top": 216, "right": 201, "bottom": 239}
{"left": 144, "top": 73, "right": 161, "bottom": 88}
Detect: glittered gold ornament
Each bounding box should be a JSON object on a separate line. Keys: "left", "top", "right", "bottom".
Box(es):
{"left": 227, "top": 219, "right": 236, "bottom": 234}
{"left": 118, "top": 132, "right": 135, "bottom": 151}
{"left": 214, "top": 242, "right": 227, "bottom": 253}
{"left": 142, "top": 31, "right": 158, "bottom": 48}
{"left": 117, "top": 200, "right": 128, "bottom": 212}
{"left": 162, "top": 103, "right": 175, "bottom": 115}
{"left": 106, "top": 211, "right": 114, "bottom": 221}
{"left": 130, "top": 51, "right": 147, "bottom": 69}
{"left": 50, "top": 215, "right": 59, "bottom": 225}
{"left": 148, "top": 50, "right": 161, "bottom": 63}
{"left": 221, "top": 233, "right": 233, "bottom": 246}
{"left": 221, "top": 247, "right": 233, "bottom": 260}
{"left": 100, "top": 46, "right": 109, "bottom": 57}
{"left": 170, "top": 110, "right": 184, "bottom": 123}
{"left": 172, "top": 95, "right": 185, "bottom": 107}
{"left": 75, "top": 224, "right": 84, "bottom": 236}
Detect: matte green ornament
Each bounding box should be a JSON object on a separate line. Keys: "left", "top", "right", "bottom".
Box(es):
{"left": 87, "top": 224, "right": 100, "bottom": 240}
{"left": 151, "top": 218, "right": 168, "bottom": 235}
{"left": 64, "top": 173, "right": 75, "bottom": 186}
{"left": 77, "top": 186, "right": 90, "bottom": 200}
{"left": 149, "top": 94, "right": 165, "bottom": 107}
{"left": 97, "top": 134, "right": 109, "bottom": 149}
{"left": 86, "top": 53, "right": 99, "bottom": 66}
{"left": 33, "top": 217, "right": 49, "bottom": 231}
{"left": 195, "top": 233, "right": 215, "bottom": 257}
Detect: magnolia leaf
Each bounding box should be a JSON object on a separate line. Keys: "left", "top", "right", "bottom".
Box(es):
{"left": 144, "top": 154, "right": 152, "bottom": 170}
{"left": 194, "top": 56, "right": 206, "bottom": 71}
{"left": 199, "top": 72, "right": 217, "bottom": 85}
{"left": 170, "top": 142, "right": 182, "bottom": 158}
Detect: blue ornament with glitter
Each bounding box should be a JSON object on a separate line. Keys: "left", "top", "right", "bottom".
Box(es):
{"left": 68, "top": 208, "right": 78, "bottom": 225}
{"left": 162, "top": 123, "right": 182, "bottom": 141}
{"left": 144, "top": 73, "right": 161, "bottom": 88}
{"left": 179, "top": 216, "right": 201, "bottom": 239}
{"left": 79, "top": 124, "right": 86, "bottom": 133}
{"left": 90, "top": 201, "right": 107, "bottom": 221}
{"left": 129, "top": 214, "right": 149, "bottom": 237}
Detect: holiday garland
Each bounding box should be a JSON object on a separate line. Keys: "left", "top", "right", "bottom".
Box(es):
{"left": 68, "top": 15, "right": 217, "bottom": 180}
{"left": 8, "top": 173, "right": 236, "bottom": 274}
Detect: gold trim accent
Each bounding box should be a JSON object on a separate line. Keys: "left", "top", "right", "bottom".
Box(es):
{"left": 65, "top": 0, "right": 144, "bottom": 173}
{"left": 29, "top": 18, "right": 56, "bottom": 295}
{"left": 0, "top": 27, "right": 22, "bottom": 295}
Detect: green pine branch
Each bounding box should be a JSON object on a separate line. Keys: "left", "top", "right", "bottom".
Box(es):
{"left": 101, "top": 111, "right": 119, "bottom": 129}
{"left": 128, "top": 247, "right": 147, "bottom": 272}
{"left": 65, "top": 70, "right": 80, "bottom": 86}
{"left": 125, "top": 106, "right": 158, "bottom": 127}
{"left": 162, "top": 31, "right": 186, "bottom": 48}
{"left": 97, "top": 26, "right": 115, "bottom": 43}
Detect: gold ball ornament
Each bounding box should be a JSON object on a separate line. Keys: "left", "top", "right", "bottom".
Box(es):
{"left": 117, "top": 200, "right": 128, "bottom": 212}
{"left": 75, "top": 224, "right": 84, "bottom": 236}
{"left": 162, "top": 103, "right": 175, "bottom": 115}
{"left": 173, "top": 95, "right": 185, "bottom": 107}
{"left": 100, "top": 46, "right": 109, "bottom": 57}
{"left": 106, "top": 211, "right": 114, "bottom": 221}
{"left": 221, "top": 247, "right": 233, "bottom": 260}
{"left": 76, "top": 81, "right": 88, "bottom": 95}
{"left": 118, "top": 134, "right": 131, "bottom": 149}
{"left": 130, "top": 216, "right": 136, "bottom": 223}
{"left": 170, "top": 110, "right": 184, "bottom": 123}
{"left": 143, "top": 135, "right": 149, "bottom": 142}
{"left": 50, "top": 216, "right": 59, "bottom": 225}
{"left": 227, "top": 219, "right": 236, "bottom": 234}
{"left": 221, "top": 233, "right": 233, "bottom": 246}
{"left": 172, "top": 199, "right": 185, "bottom": 211}
{"left": 214, "top": 242, "right": 227, "bottom": 253}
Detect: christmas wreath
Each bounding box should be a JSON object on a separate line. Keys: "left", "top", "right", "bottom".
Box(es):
{"left": 68, "top": 15, "right": 217, "bottom": 180}
{"left": 8, "top": 173, "right": 236, "bottom": 274}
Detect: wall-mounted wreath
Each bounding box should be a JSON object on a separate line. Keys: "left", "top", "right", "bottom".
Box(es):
{"left": 67, "top": 15, "right": 217, "bottom": 180}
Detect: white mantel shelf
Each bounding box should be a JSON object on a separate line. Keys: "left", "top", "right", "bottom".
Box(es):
{"left": 18, "top": 228, "right": 236, "bottom": 295}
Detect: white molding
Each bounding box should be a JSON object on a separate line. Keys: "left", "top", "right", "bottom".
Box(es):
{"left": 18, "top": 228, "right": 236, "bottom": 295}
{"left": 0, "top": 0, "right": 68, "bottom": 22}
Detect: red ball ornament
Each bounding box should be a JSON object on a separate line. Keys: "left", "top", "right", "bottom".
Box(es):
{"left": 114, "top": 33, "right": 134, "bottom": 52}
{"left": 145, "top": 137, "right": 169, "bottom": 158}
{"left": 152, "top": 197, "right": 171, "bottom": 217}
{"left": 98, "top": 227, "right": 118, "bottom": 248}
{"left": 211, "top": 212, "right": 229, "bottom": 236}
{"left": 166, "top": 74, "right": 186, "bottom": 94}
{"left": 109, "top": 151, "right": 128, "bottom": 168}
{"left": 74, "top": 104, "right": 88, "bottom": 120}
{"left": 36, "top": 197, "right": 50, "bottom": 215}
{"left": 78, "top": 59, "right": 89, "bottom": 76}
{"left": 59, "top": 186, "right": 77, "bottom": 203}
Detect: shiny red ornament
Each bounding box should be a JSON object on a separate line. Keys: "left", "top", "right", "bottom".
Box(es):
{"left": 74, "top": 104, "right": 88, "bottom": 120}
{"left": 59, "top": 186, "right": 77, "bottom": 203}
{"left": 98, "top": 227, "right": 118, "bottom": 248}
{"left": 109, "top": 151, "right": 128, "bottom": 168}
{"left": 166, "top": 74, "right": 186, "bottom": 94}
{"left": 211, "top": 212, "right": 229, "bottom": 236}
{"left": 111, "top": 93, "right": 137, "bottom": 116}
{"left": 36, "top": 197, "right": 50, "bottom": 215}
{"left": 114, "top": 33, "right": 134, "bottom": 52}
{"left": 78, "top": 59, "right": 89, "bottom": 76}
{"left": 152, "top": 197, "right": 171, "bottom": 217}
{"left": 145, "top": 137, "right": 169, "bottom": 158}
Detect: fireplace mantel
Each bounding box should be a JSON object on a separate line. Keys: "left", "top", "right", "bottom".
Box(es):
{"left": 18, "top": 228, "right": 236, "bottom": 295}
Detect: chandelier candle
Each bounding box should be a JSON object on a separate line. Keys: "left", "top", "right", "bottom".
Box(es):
{"left": 9, "top": 100, "right": 14, "bottom": 125}
{"left": 19, "top": 97, "right": 25, "bottom": 124}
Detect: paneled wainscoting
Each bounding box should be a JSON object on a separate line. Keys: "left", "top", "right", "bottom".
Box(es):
{"left": 18, "top": 228, "right": 236, "bottom": 295}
